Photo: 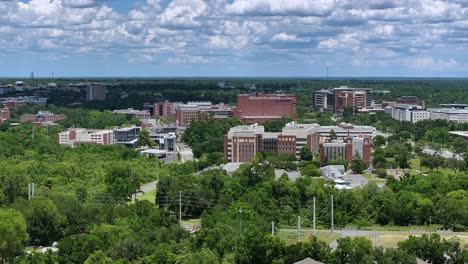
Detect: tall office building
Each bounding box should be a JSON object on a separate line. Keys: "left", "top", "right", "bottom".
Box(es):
{"left": 233, "top": 94, "right": 296, "bottom": 123}
{"left": 313, "top": 86, "right": 372, "bottom": 113}
{"left": 86, "top": 85, "right": 107, "bottom": 102}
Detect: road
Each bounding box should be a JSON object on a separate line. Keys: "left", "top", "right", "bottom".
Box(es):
{"left": 136, "top": 180, "right": 158, "bottom": 199}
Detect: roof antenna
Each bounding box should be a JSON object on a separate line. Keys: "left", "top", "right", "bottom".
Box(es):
{"left": 327, "top": 66, "right": 330, "bottom": 88}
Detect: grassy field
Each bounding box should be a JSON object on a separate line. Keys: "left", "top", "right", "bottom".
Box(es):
{"left": 277, "top": 229, "right": 339, "bottom": 245}
{"left": 277, "top": 228, "right": 468, "bottom": 248}
{"left": 410, "top": 158, "right": 454, "bottom": 175}
{"left": 136, "top": 189, "right": 156, "bottom": 203}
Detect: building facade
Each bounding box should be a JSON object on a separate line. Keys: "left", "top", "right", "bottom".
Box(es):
{"left": 317, "top": 123, "right": 377, "bottom": 138}
{"left": 319, "top": 136, "right": 372, "bottom": 163}
{"left": 153, "top": 101, "right": 233, "bottom": 126}
{"left": 386, "top": 105, "right": 468, "bottom": 124}
{"left": 20, "top": 111, "right": 67, "bottom": 124}
{"left": 113, "top": 108, "right": 151, "bottom": 121}
{"left": 233, "top": 94, "right": 296, "bottom": 123}
{"left": 86, "top": 85, "right": 106, "bottom": 102}
{"left": 224, "top": 122, "right": 322, "bottom": 162}
{"left": 313, "top": 86, "right": 372, "bottom": 113}
{"left": 0, "top": 96, "right": 48, "bottom": 108}
{"left": 224, "top": 122, "right": 375, "bottom": 163}
{"left": 0, "top": 107, "right": 11, "bottom": 124}
{"left": 58, "top": 128, "right": 114, "bottom": 146}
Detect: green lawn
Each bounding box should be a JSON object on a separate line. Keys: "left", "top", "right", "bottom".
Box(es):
{"left": 277, "top": 229, "right": 339, "bottom": 245}
{"left": 410, "top": 158, "right": 455, "bottom": 175}
{"left": 136, "top": 189, "right": 156, "bottom": 203}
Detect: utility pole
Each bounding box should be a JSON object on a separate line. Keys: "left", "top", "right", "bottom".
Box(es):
{"left": 429, "top": 216, "right": 432, "bottom": 232}
{"left": 28, "top": 183, "right": 31, "bottom": 201}
{"left": 298, "top": 216, "right": 301, "bottom": 243}
{"left": 313, "top": 196, "right": 316, "bottom": 236}
{"left": 179, "top": 191, "right": 182, "bottom": 223}
{"left": 272, "top": 221, "right": 275, "bottom": 236}
{"left": 331, "top": 194, "right": 334, "bottom": 234}
{"left": 156, "top": 155, "right": 159, "bottom": 183}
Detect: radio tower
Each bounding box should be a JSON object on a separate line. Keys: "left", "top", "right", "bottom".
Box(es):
{"left": 30, "top": 72, "right": 35, "bottom": 86}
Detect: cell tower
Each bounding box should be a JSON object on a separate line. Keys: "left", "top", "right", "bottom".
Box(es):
{"left": 30, "top": 72, "right": 35, "bottom": 86}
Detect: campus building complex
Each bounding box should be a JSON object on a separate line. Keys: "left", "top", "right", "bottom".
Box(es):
{"left": 386, "top": 105, "right": 468, "bottom": 123}
{"left": 224, "top": 122, "right": 374, "bottom": 163}
{"left": 232, "top": 94, "right": 296, "bottom": 123}
{"left": 20, "top": 111, "right": 67, "bottom": 125}
{"left": 153, "top": 101, "right": 233, "bottom": 126}
{"left": 0, "top": 96, "right": 48, "bottom": 108}
{"left": 313, "top": 86, "right": 372, "bottom": 113}
{"left": 58, "top": 126, "right": 140, "bottom": 147}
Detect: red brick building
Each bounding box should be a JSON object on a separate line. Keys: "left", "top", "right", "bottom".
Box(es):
{"left": 0, "top": 107, "right": 11, "bottom": 124}
{"left": 20, "top": 111, "right": 66, "bottom": 124}
{"left": 319, "top": 136, "right": 371, "bottom": 163}
{"left": 154, "top": 101, "right": 233, "bottom": 126}
{"left": 233, "top": 94, "right": 296, "bottom": 123}
{"left": 154, "top": 100, "right": 173, "bottom": 118}
{"left": 224, "top": 123, "right": 320, "bottom": 162}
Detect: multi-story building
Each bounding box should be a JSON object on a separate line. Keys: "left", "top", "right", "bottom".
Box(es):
{"left": 233, "top": 94, "right": 296, "bottom": 123}
{"left": 153, "top": 101, "right": 233, "bottom": 126}
{"left": 428, "top": 108, "right": 468, "bottom": 123}
{"left": 317, "top": 123, "right": 377, "bottom": 138}
{"left": 0, "top": 96, "right": 48, "bottom": 108}
{"left": 114, "top": 126, "right": 141, "bottom": 148}
{"left": 313, "top": 89, "right": 335, "bottom": 112}
{"left": 20, "top": 111, "right": 67, "bottom": 125}
{"left": 154, "top": 100, "right": 173, "bottom": 118}
{"left": 58, "top": 128, "right": 114, "bottom": 146}
{"left": 0, "top": 107, "right": 11, "bottom": 124}
{"left": 86, "top": 84, "right": 106, "bottom": 102}
{"left": 58, "top": 126, "right": 145, "bottom": 148}
{"left": 224, "top": 122, "right": 375, "bottom": 163}
{"left": 381, "top": 96, "right": 425, "bottom": 109}
{"left": 224, "top": 124, "right": 264, "bottom": 163}
{"left": 225, "top": 122, "right": 327, "bottom": 162}
{"left": 385, "top": 104, "right": 468, "bottom": 124}
{"left": 313, "top": 86, "right": 372, "bottom": 113}
{"left": 319, "top": 136, "right": 372, "bottom": 163}
{"left": 151, "top": 132, "right": 176, "bottom": 151}
{"left": 112, "top": 108, "right": 151, "bottom": 121}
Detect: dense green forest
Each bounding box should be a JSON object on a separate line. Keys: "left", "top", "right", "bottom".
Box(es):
{"left": 3, "top": 78, "right": 468, "bottom": 111}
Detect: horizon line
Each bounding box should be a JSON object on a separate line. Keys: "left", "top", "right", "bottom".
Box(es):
{"left": 1, "top": 76, "right": 468, "bottom": 80}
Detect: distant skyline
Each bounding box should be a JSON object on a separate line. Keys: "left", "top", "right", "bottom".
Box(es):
{"left": 1, "top": 0, "right": 468, "bottom": 77}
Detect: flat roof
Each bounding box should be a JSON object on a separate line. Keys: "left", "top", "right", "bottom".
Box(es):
{"left": 428, "top": 108, "right": 468, "bottom": 114}
{"left": 450, "top": 131, "right": 468, "bottom": 138}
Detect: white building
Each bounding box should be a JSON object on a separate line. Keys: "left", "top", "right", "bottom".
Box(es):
{"left": 386, "top": 105, "right": 468, "bottom": 123}
{"left": 317, "top": 123, "right": 376, "bottom": 138}
{"left": 58, "top": 128, "right": 114, "bottom": 146}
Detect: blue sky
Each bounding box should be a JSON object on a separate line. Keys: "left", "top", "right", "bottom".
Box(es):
{"left": 1, "top": 0, "right": 468, "bottom": 77}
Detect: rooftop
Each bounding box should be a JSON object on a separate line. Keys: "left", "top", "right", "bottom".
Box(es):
{"left": 428, "top": 108, "right": 468, "bottom": 114}
{"left": 229, "top": 124, "right": 265, "bottom": 135}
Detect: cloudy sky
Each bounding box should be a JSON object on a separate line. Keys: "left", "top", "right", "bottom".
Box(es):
{"left": 1, "top": 0, "right": 468, "bottom": 77}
